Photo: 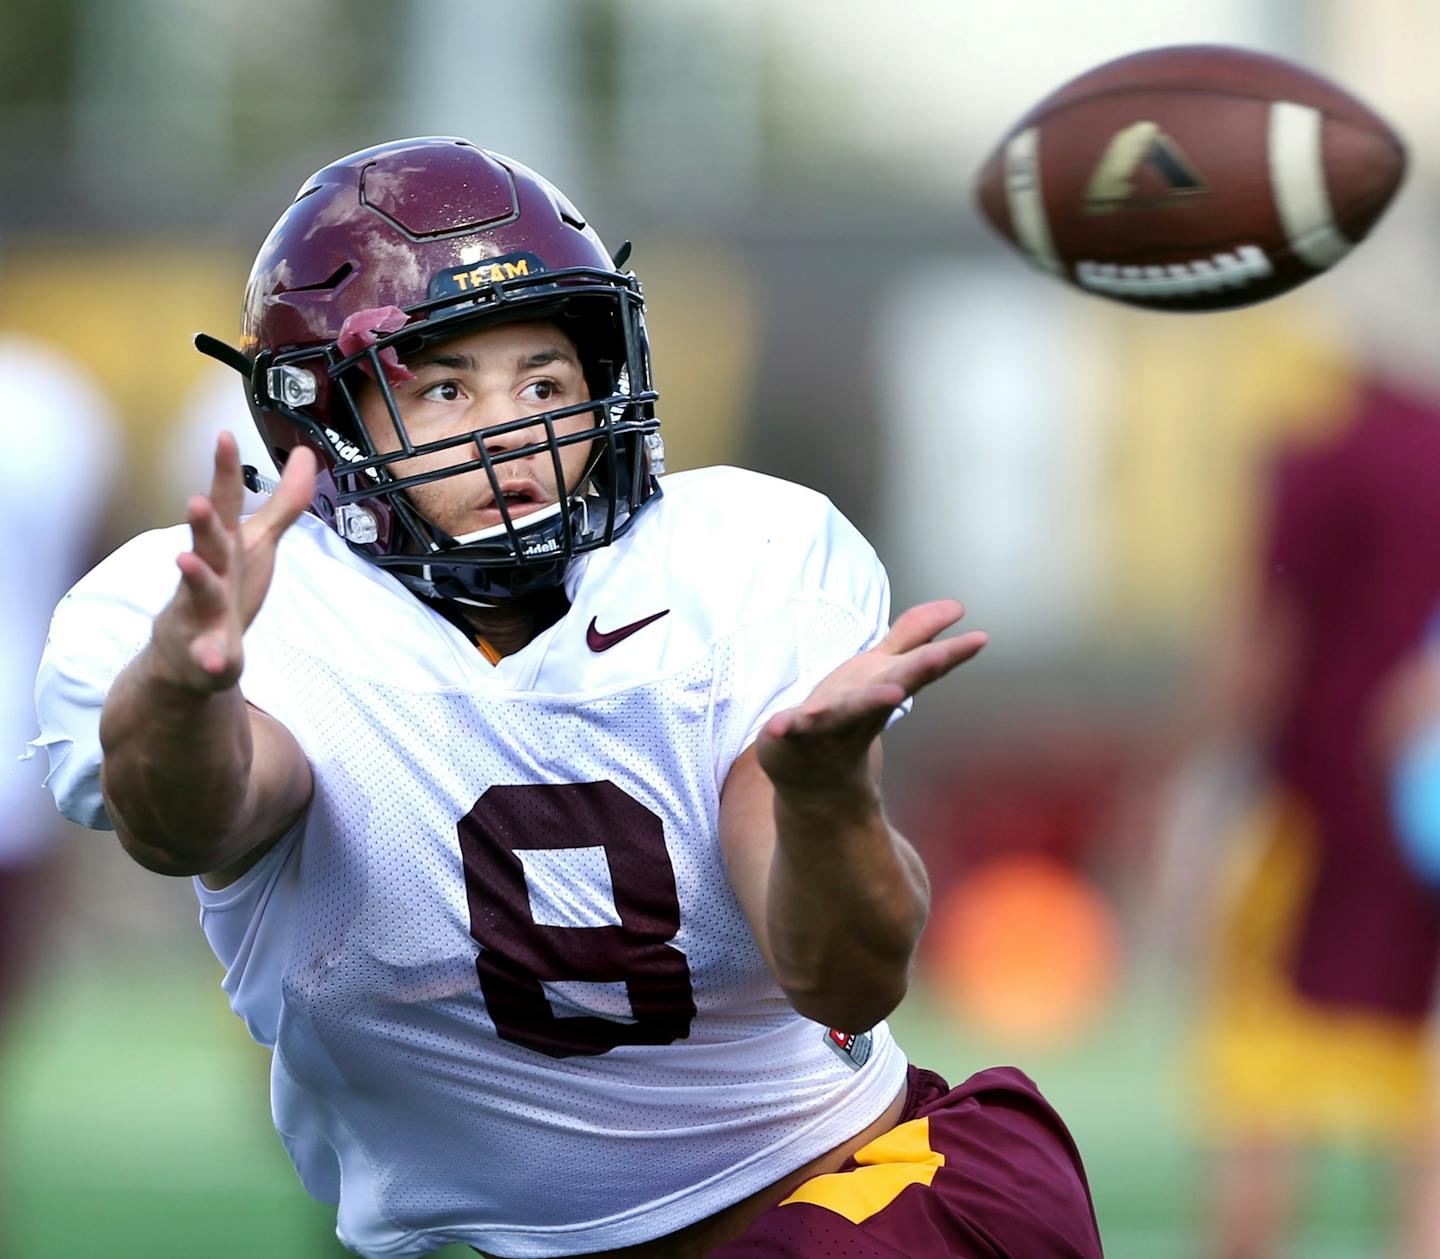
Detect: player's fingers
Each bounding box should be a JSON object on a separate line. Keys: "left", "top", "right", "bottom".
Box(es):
{"left": 247, "top": 445, "right": 317, "bottom": 545}
{"left": 771, "top": 681, "right": 907, "bottom": 742}
{"left": 187, "top": 495, "right": 234, "bottom": 576}
{"left": 175, "top": 549, "right": 230, "bottom": 616}
{"left": 885, "top": 630, "right": 989, "bottom": 695}
{"left": 879, "top": 600, "right": 968, "bottom": 655}
{"left": 188, "top": 629, "right": 235, "bottom": 679}
{"left": 208, "top": 432, "right": 246, "bottom": 529}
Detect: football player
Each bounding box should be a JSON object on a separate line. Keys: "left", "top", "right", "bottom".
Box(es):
{"left": 1, "top": 337, "right": 116, "bottom": 1026}
{"left": 31, "top": 138, "right": 1102, "bottom": 1258}
{"left": 1178, "top": 380, "right": 1440, "bottom": 1259}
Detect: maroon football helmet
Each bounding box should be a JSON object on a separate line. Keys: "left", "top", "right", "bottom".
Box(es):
{"left": 197, "top": 137, "right": 662, "bottom": 603}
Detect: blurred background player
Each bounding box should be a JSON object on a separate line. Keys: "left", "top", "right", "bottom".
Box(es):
{"left": 1, "top": 333, "right": 117, "bottom": 1013}
{"left": 0, "top": 333, "right": 116, "bottom": 1211}
{"left": 1159, "top": 375, "right": 1440, "bottom": 1259}
{"left": 1375, "top": 603, "right": 1440, "bottom": 1259}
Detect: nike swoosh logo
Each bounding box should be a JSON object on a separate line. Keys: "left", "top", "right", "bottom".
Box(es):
{"left": 586, "top": 610, "right": 670, "bottom": 652}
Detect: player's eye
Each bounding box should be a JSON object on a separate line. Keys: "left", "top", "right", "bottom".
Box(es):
{"left": 419, "top": 380, "right": 464, "bottom": 403}
{"left": 521, "top": 379, "right": 562, "bottom": 404}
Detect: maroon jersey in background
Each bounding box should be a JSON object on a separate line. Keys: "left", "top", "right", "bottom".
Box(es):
{"left": 1262, "top": 380, "right": 1440, "bottom": 1017}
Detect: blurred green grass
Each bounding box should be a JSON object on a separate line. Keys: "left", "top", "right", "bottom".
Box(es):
{"left": 0, "top": 947, "right": 1389, "bottom": 1258}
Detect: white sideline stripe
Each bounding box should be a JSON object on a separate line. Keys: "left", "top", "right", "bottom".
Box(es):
{"left": 1004, "top": 127, "right": 1063, "bottom": 275}
{"left": 1268, "top": 101, "right": 1352, "bottom": 270}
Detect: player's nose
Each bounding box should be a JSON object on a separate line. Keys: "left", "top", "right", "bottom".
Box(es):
{"left": 473, "top": 398, "right": 547, "bottom": 457}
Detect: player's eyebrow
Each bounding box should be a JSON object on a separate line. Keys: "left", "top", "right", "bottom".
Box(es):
{"left": 409, "top": 347, "right": 577, "bottom": 373}
{"left": 410, "top": 351, "right": 478, "bottom": 373}
{"left": 516, "top": 347, "right": 577, "bottom": 371}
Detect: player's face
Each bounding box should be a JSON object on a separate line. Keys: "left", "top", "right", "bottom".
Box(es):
{"left": 356, "top": 319, "right": 595, "bottom": 538}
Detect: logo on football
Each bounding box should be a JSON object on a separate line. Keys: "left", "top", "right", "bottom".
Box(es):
{"left": 1081, "top": 121, "right": 1210, "bottom": 215}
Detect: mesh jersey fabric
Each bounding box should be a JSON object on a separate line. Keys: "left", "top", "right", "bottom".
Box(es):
{"left": 32, "top": 465, "right": 912, "bottom": 1258}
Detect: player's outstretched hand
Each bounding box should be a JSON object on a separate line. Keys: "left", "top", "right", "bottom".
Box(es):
{"left": 757, "top": 600, "right": 987, "bottom": 799}
{"left": 151, "top": 433, "right": 317, "bottom": 693}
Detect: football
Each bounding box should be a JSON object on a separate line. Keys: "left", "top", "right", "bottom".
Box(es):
{"left": 974, "top": 45, "right": 1406, "bottom": 311}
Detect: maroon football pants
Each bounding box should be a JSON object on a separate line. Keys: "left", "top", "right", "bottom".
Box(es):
{"left": 709, "top": 1065, "right": 1104, "bottom": 1258}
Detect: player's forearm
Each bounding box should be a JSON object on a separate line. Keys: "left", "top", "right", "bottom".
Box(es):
{"left": 98, "top": 644, "right": 263, "bottom": 875}
{"left": 766, "top": 783, "right": 929, "bottom": 1031}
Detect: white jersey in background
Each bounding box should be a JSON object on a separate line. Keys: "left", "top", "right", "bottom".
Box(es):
{"left": 1, "top": 336, "right": 116, "bottom": 863}
{"left": 32, "top": 465, "right": 910, "bottom": 1258}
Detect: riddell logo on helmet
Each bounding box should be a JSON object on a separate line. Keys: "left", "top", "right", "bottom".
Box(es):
{"left": 325, "top": 427, "right": 366, "bottom": 465}
{"left": 324, "top": 427, "right": 382, "bottom": 482}
{"left": 429, "top": 253, "right": 547, "bottom": 300}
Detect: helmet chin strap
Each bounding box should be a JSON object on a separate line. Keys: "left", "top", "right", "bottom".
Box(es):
{"left": 404, "top": 489, "right": 597, "bottom": 607}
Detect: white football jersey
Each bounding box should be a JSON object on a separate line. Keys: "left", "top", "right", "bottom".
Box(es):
{"left": 33, "top": 466, "right": 910, "bottom": 1258}
{"left": 1, "top": 336, "right": 117, "bottom": 861}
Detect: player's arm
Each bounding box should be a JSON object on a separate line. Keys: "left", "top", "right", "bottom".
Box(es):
{"left": 99, "top": 434, "right": 317, "bottom": 886}
{"left": 718, "top": 601, "right": 987, "bottom": 1032}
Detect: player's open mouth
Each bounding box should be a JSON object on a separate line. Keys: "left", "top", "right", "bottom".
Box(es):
{"left": 452, "top": 498, "right": 566, "bottom": 546}
{"left": 474, "top": 484, "right": 549, "bottom": 523}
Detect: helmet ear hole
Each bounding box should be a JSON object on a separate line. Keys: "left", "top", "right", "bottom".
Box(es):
{"left": 585, "top": 357, "right": 619, "bottom": 400}
{"left": 557, "top": 302, "right": 624, "bottom": 399}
